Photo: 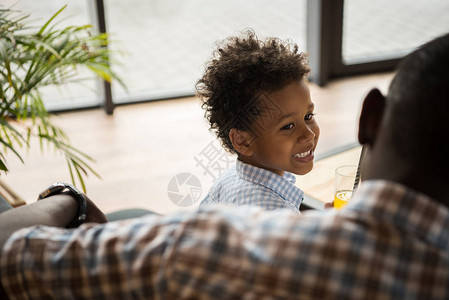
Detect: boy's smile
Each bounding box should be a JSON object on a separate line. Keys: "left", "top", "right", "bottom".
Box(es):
{"left": 292, "top": 149, "right": 314, "bottom": 161}
{"left": 238, "top": 80, "right": 319, "bottom": 176}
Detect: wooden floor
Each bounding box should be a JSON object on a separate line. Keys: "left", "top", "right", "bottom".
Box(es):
{"left": 2, "top": 72, "right": 393, "bottom": 215}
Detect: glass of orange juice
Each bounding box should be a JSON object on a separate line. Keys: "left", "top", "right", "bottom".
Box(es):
{"left": 334, "top": 165, "right": 357, "bottom": 209}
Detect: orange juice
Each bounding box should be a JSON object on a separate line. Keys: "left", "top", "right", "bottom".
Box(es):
{"left": 334, "top": 190, "right": 352, "bottom": 209}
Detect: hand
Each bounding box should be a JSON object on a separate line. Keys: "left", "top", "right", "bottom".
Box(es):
{"left": 324, "top": 201, "right": 334, "bottom": 209}
{"left": 83, "top": 194, "right": 108, "bottom": 224}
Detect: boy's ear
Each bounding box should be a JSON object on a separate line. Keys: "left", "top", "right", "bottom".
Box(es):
{"left": 229, "top": 128, "right": 255, "bottom": 156}
{"left": 358, "top": 88, "right": 386, "bottom": 146}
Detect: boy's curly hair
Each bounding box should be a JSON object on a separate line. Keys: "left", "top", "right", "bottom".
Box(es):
{"left": 196, "top": 30, "right": 310, "bottom": 154}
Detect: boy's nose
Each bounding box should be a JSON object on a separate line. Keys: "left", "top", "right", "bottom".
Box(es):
{"left": 297, "top": 125, "right": 316, "bottom": 143}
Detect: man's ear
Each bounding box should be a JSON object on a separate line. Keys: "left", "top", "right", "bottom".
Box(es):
{"left": 358, "top": 88, "right": 386, "bottom": 145}
{"left": 229, "top": 128, "right": 255, "bottom": 156}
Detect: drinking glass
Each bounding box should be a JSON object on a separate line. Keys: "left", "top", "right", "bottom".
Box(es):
{"left": 334, "top": 165, "right": 357, "bottom": 209}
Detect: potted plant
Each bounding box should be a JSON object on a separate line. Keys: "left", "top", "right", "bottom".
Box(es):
{"left": 0, "top": 5, "right": 121, "bottom": 193}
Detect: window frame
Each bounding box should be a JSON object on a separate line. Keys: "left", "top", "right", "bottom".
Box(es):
{"left": 306, "top": 0, "right": 401, "bottom": 86}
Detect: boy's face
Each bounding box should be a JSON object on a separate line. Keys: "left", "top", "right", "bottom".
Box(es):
{"left": 242, "top": 81, "right": 319, "bottom": 176}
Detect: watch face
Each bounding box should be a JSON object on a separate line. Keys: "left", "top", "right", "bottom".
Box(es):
{"left": 38, "top": 184, "right": 65, "bottom": 199}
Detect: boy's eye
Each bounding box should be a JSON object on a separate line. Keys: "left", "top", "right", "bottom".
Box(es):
{"left": 305, "top": 113, "right": 315, "bottom": 121}
{"left": 281, "top": 123, "right": 295, "bottom": 130}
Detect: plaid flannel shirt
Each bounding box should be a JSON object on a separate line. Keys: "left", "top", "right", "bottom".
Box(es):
{"left": 2, "top": 180, "right": 449, "bottom": 299}
{"left": 200, "top": 159, "right": 304, "bottom": 212}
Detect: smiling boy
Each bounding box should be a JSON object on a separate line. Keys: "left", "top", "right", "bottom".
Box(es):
{"left": 196, "top": 30, "right": 319, "bottom": 212}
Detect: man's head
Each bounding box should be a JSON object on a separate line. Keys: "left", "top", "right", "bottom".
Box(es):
{"left": 359, "top": 33, "right": 449, "bottom": 203}
{"left": 196, "top": 30, "right": 310, "bottom": 155}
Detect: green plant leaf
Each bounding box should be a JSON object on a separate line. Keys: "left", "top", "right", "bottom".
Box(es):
{"left": 72, "top": 160, "right": 87, "bottom": 193}
{"left": 66, "top": 158, "right": 76, "bottom": 190}
{"left": 37, "top": 5, "right": 67, "bottom": 36}
{"left": 0, "top": 5, "right": 125, "bottom": 192}
{"left": 0, "top": 138, "right": 24, "bottom": 164}
{"left": 0, "top": 158, "right": 8, "bottom": 172}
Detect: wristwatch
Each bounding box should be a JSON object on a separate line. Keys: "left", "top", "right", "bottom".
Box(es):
{"left": 38, "top": 182, "right": 87, "bottom": 228}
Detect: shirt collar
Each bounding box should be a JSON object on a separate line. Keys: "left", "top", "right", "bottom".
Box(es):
{"left": 236, "top": 159, "right": 304, "bottom": 207}
{"left": 348, "top": 180, "right": 449, "bottom": 251}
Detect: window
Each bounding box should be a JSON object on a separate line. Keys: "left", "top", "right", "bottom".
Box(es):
{"left": 343, "top": 0, "right": 449, "bottom": 64}
{"left": 11, "top": 0, "right": 102, "bottom": 110}
{"left": 307, "top": 0, "right": 449, "bottom": 85}
{"left": 10, "top": 0, "right": 308, "bottom": 110}
{"left": 106, "top": 0, "right": 308, "bottom": 104}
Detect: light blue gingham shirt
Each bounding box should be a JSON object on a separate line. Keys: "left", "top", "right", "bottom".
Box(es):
{"left": 200, "top": 159, "right": 304, "bottom": 212}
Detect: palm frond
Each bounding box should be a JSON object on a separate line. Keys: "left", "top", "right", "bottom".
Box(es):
{"left": 0, "top": 6, "right": 124, "bottom": 191}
